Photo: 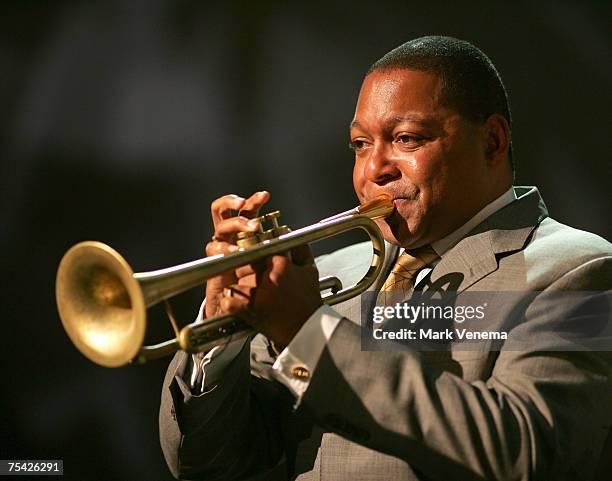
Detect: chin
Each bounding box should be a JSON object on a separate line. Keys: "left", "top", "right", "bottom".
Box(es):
{"left": 379, "top": 213, "right": 424, "bottom": 249}
{"left": 377, "top": 213, "right": 414, "bottom": 247}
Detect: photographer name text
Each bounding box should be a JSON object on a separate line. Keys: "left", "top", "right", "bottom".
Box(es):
{"left": 372, "top": 327, "right": 508, "bottom": 341}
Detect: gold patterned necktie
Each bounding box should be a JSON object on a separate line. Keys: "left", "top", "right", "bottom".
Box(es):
{"left": 382, "top": 245, "right": 440, "bottom": 294}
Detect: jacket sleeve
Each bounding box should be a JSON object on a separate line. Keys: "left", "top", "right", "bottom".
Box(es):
{"left": 159, "top": 336, "right": 295, "bottom": 480}
{"left": 300, "top": 256, "right": 612, "bottom": 481}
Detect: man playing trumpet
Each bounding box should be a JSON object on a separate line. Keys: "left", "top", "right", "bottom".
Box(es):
{"left": 160, "top": 36, "right": 612, "bottom": 481}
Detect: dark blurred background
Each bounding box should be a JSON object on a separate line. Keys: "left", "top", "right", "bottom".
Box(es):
{"left": 1, "top": 1, "right": 610, "bottom": 480}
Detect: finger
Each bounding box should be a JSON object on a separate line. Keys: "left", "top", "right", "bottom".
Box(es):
{"left": 266, "top": 255, "right": 289, "bottom": 284}
{"left": 204, "top": 269, "right": 238, "bottom": 319}
{"left": 235, "top": 273, "right": 258, "bottom": 289}
{"left": 239, "top": 191, "right": 270, "bottom": 218}
{"left": 219, "top": 283, "right": 256, "bottom": 314}
{"left": 291, "top": 244, "right": 315, "bottom": 266}
{"left": 205, "top": 240, "right": 239, "bottom": 256}
{"left": 235, "top": 264, "right": 257, "bottom": 279}
{"left": 214, "top": 216, "right": 261, "bottom": 239}
{"left": 236, "top": 257, "right": 269, "bottom": 279}
{"left": 211, "top": 194, "right": 246, "bottom": 226}
{"left": 303, "top": 264, "right": 320, "bottom": 282}
{"left": 219, "top": 296, "right": 249, "bottom": 315}
{"left": 226, "top": 283, "right": 256, "bottom": 301}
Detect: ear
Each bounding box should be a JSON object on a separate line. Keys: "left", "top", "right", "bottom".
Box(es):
{"left": 482, "top": 114, "right": 510, "bottom": 166}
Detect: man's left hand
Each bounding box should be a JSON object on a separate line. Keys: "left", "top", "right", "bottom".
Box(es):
{"left": 219, "top": 245, "right": 323, "bottom": 349}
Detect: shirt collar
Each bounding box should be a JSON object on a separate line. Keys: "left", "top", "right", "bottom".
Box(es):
{"left": 431, "top": 187, "right": 517, "bottom": 257}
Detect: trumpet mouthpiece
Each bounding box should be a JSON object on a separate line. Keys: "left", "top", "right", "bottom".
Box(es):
{"left": 357, "top": 194, "right": 394, "bottom": 219}
{"left": 319, "top": 194, "right": 394, "bottom": 224}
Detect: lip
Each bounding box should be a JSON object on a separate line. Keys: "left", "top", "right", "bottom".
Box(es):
{"left": 392, "top": 197, "right": 410, "bottom": 206}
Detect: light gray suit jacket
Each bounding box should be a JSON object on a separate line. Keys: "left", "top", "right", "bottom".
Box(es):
{"left": 159, "top": 186, "right": 612, "bottom": 481}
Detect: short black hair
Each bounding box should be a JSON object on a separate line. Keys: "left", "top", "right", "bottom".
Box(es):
{"left": 368, "top": 36, "right": 513, "bottom": 168}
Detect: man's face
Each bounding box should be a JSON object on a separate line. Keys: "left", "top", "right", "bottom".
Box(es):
{"left": 351, "top": 68, "right": 496, "bottom": 249}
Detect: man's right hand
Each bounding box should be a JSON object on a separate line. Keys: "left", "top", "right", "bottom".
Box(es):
{"left": 204, "top": 191, "right": 270, "bottom": 319}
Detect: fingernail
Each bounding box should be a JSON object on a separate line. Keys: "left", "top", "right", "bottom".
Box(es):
{"left": 228, "top": 245, "right": 239, "bottom": 252}
{"left": 247, "top": 219, "right": 260, "bottom": 228}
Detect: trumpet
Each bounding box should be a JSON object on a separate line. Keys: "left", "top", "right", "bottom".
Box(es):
{"left": 55, "top": 195, "right": 394, "bottom": 367}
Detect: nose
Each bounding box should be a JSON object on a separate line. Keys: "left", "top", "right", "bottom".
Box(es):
{"left": 364, "top": 143, "right": 400, "bottom": 185}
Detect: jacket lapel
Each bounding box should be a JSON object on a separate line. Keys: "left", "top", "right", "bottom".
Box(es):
{"left": 427, "top": 186, "right": 549, "bottom": 293}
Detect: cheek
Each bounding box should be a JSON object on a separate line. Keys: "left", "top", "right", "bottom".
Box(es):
{"left": 352, "top": 160, "right": 364, "bottom": 199}
{"left": 429, "top": 138, "right": 476, "bottom": 195}
{"left": 403, "top": 148, "right": 446, "bottom": 196}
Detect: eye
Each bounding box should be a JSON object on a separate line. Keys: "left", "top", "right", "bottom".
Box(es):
{"left": 348, "top": 139, "right": 369, "bottom": 152}
{"left": 395, "top": 134, "right": 424, "bottom": 146}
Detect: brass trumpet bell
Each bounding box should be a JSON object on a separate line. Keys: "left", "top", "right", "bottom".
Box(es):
{"left": 56, "top": 242, "right": 146, "bottom": 367}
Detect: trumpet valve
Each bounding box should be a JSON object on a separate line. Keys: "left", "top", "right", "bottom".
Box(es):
{"left": 236, "top": 210, "right": 290, "bottom": 248}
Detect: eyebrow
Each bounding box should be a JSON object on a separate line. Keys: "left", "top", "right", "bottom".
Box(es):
{"left": 349, "top": 115, "right": 434, "bottom": 130}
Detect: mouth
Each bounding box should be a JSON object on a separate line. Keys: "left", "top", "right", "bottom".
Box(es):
{"left": 362, "top": 191, "right": 418, "bottom": 211}
{"left": 392, "top": 197, "right": 412, "bottom": 207}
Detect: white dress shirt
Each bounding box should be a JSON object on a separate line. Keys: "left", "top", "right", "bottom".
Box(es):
{"left": 191, "top": 188, "right": 517, "bottom": 400}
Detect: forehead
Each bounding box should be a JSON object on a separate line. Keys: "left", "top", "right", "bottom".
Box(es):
{"left": 353, "top": 69, "right": 444, "bottom": 126}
